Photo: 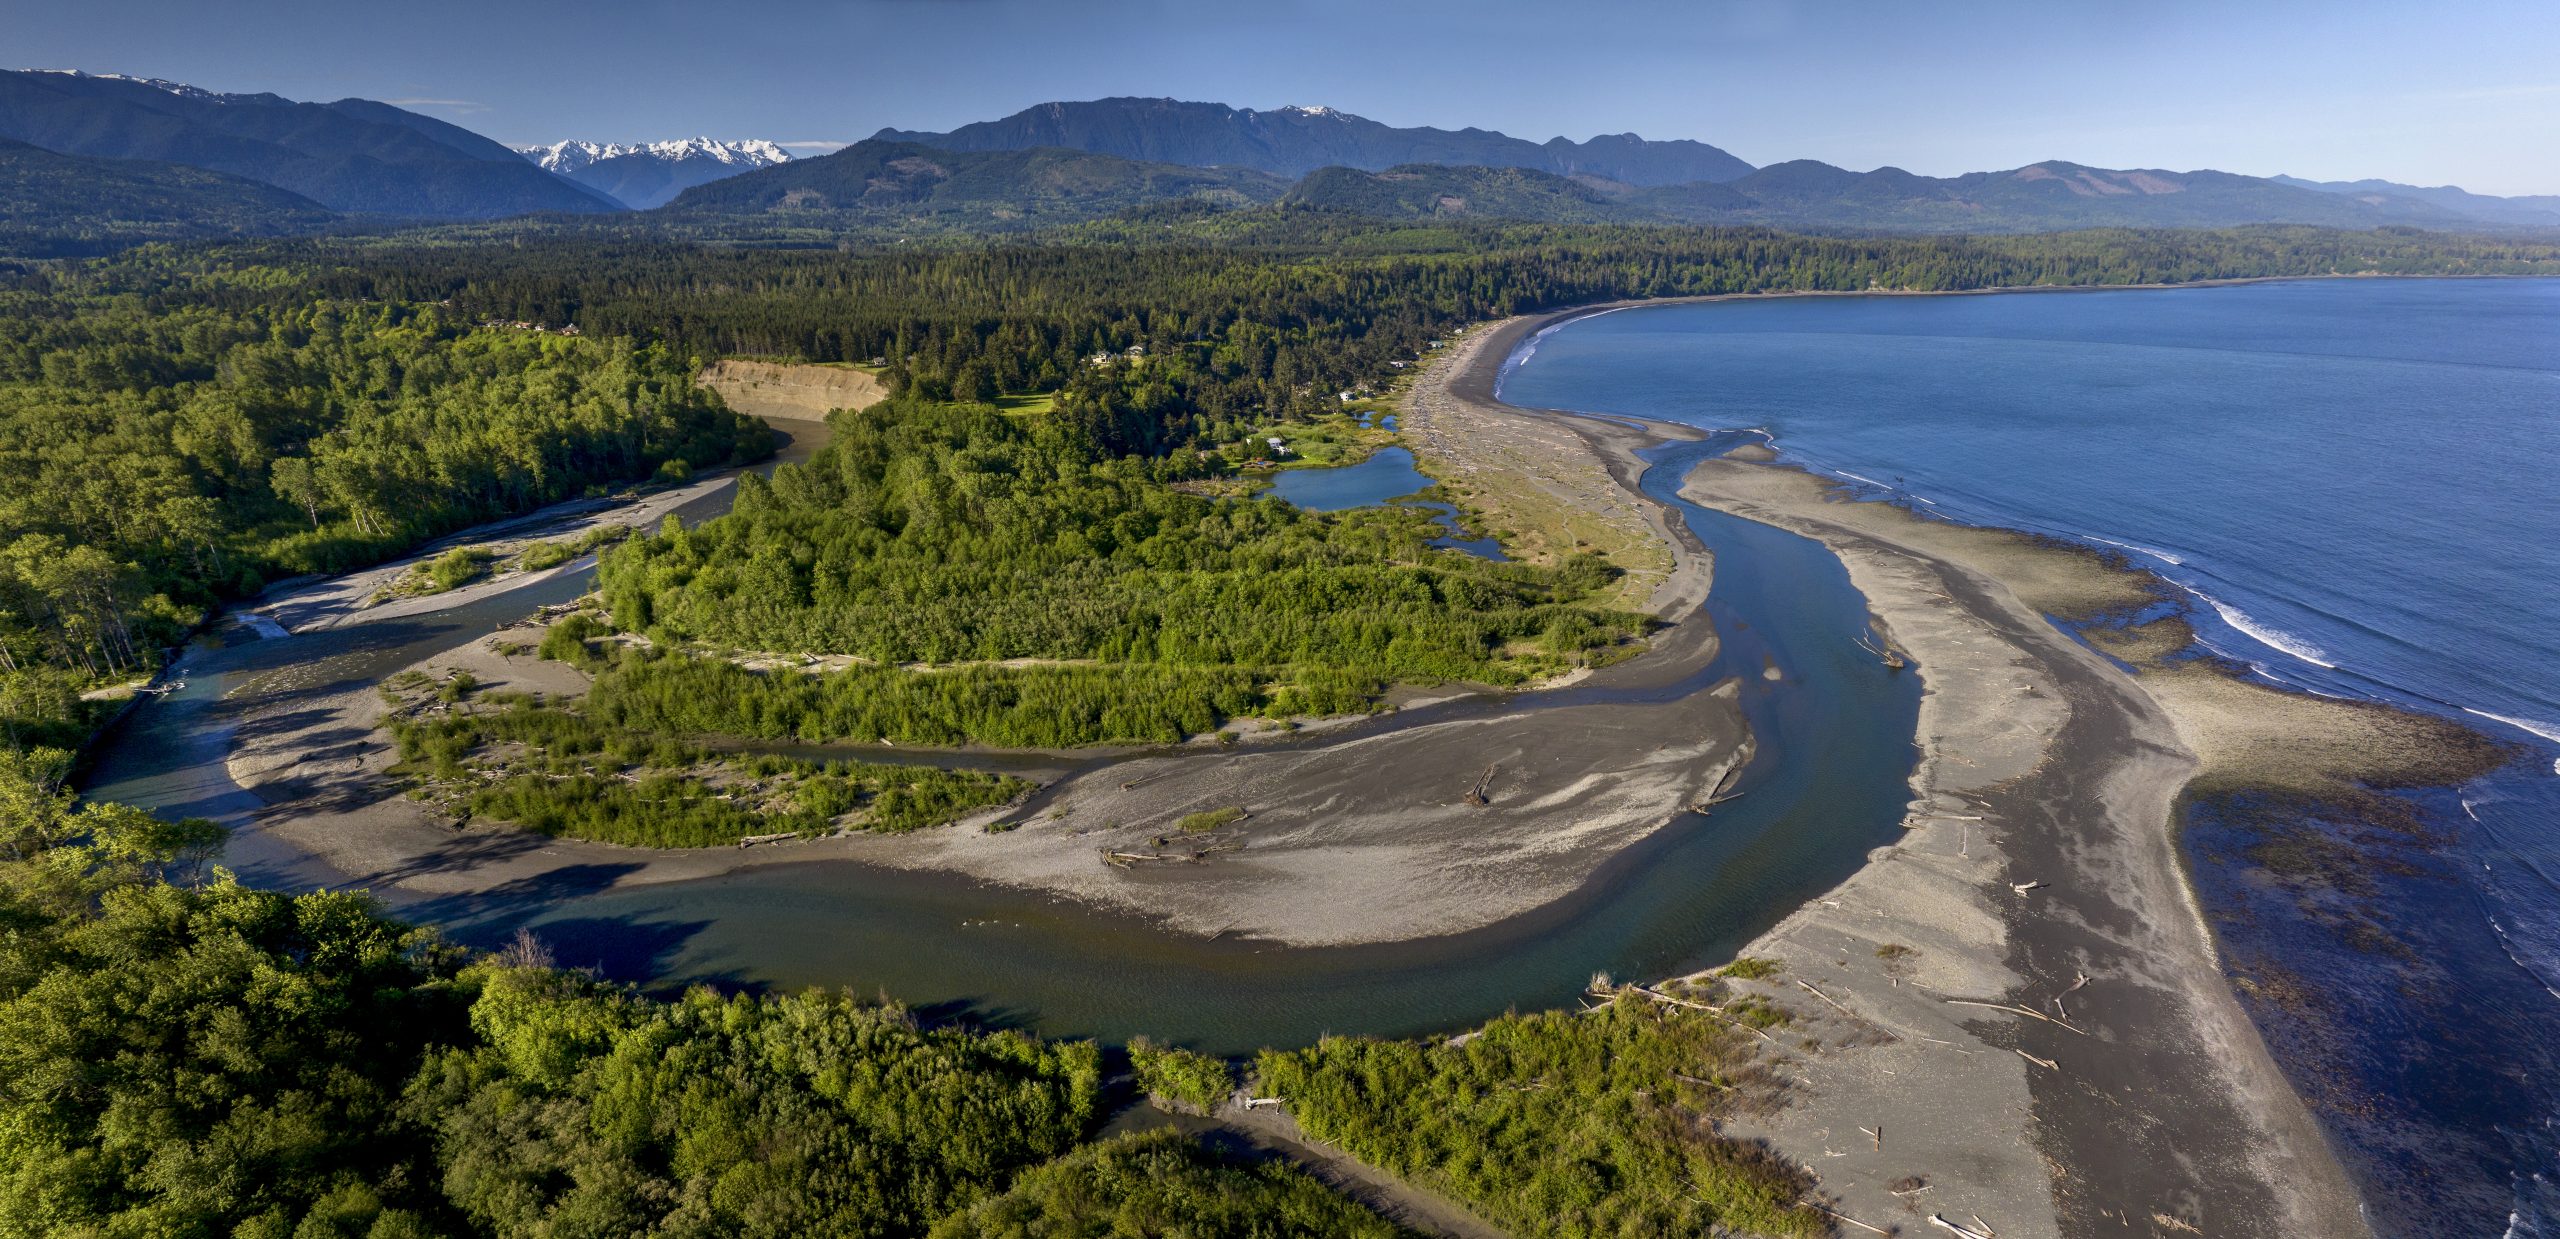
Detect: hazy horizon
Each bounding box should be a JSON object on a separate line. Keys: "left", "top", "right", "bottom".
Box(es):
{"left": 8, "top": 0, "right": 2558, "bottom": 196}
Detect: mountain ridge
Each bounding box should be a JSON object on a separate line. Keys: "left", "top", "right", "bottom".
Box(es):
{"left": 0, "top": 137, "right": 337, "bottom": 257}
{"left": 874, "top": 97, "right": 1757, "bottom": 186}
{"left": 1281, "top": 158, "right": 2494, "bottom": 232}
{"left": 523, "top": 137, "right": 792, "bottom": 208}
{"left": 0, "top": 69, "right": 620, "bottom": 217}
{"left": 659, "top": 138, "right": 1287, "bottom": 225}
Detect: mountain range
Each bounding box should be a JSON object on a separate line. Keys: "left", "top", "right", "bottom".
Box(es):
{"left": 0, "top": 70, "right": 617, "bottom": 217}
{"left": 1276, "top": 159, "right": 2490, "bottom": 232}
{"left": 661, "top": 139, "right": 1283, "bottom": 224}
{"left": 521, "top": 137, "right": 792, "bottom": 209}
{"left": 2272, "top": 175, "right": 2560, "bottom": 228}
{"left": 875, "top": 97, "right": 1756, "bottom": 185}
{"left": 3, "top": 77, "right": 2556, "bottom": 251}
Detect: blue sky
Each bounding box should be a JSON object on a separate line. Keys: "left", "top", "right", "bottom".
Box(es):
{"left": 9, "top": 0, "right": 2557, "bottom": 194}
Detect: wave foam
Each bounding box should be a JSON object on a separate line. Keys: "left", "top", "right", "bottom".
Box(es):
{"left": 2464, "top": 709, "right": 2560, "bottom": 773}
{"left": 2085, "top": 534, "right": 2184, "bottom": 566}
{"left": 2193, "top": 591, "right": 2337, "bottom": 669}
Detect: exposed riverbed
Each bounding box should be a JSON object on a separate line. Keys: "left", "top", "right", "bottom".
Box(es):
{"left": 81, "top": 327, "right": 1922, "bottom": 1055}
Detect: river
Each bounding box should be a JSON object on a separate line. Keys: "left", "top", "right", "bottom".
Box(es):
{"left": 81, "top": 373, "right": 1921, "bottom": 1056}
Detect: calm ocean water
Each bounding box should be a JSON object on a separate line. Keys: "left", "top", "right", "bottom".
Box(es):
{"left": 1502, "top": 278, "right": 2560, "bottom": 1236}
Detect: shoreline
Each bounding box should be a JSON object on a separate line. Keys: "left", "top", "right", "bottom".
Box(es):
{"left": 1665, "top": 462, "right": 2498, "bottom": 1238}
{"left": 1450, "top": 290, "right": 2503, "bottom": 1234}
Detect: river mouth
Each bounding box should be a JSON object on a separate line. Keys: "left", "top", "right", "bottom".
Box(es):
{"left": 81, "top": 404, "right": 1920, "bottom": 1055}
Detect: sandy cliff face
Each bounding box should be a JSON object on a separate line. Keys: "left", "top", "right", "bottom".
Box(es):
{"left": 697, "top": 360, "right": 888, "bottom": 421}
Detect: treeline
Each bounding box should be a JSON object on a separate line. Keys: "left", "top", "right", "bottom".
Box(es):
{"left": 580, "top": 397, "right": 1642, "bottom": 746}
{"left": 0, "top": 753, "right": 1399, "bottom": 1238}
{"left": 0, "top": 262, "right": 769, "bottom": 746}
{"left": 188, "top": 215, "right": 2560, "bottom": 448}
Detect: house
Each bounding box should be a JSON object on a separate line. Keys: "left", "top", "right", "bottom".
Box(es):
{"left": 1388, "top": 360, "right": 1410, "bottom": 370}
{"left": 1266, "top": 437, "right": 1288, "bottom": 455}
{"left": 1338, "top": 391, "right": 1356, "bottom": 404}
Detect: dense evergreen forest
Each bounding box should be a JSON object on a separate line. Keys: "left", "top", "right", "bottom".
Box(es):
{"left": 581, "top": 397, "right": 1641, "bottom": 746}
{"left": 0, "top": 753, "right": 1807, "bottom": 1237}
{"left": 0, "top": 260, "right": 766, "bottom": 747}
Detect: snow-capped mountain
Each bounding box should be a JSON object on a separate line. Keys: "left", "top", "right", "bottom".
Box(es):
{"left": 29, "top": 69, "right": 235, "bottom": 103}
{"left": 519, "top": 138, "right": 790, "bottom": 206}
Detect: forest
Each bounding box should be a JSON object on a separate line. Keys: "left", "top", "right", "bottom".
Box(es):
{"left": 0, "top": 259, "right": 768, "bottom": 747}
{"left": 0, "top": 753, "right": 1817, "bottom": 1238}
{"left": 6, "top": 218, "right": 2554, "bottom": 753}
{"left": 578, "top": 396, "right": 1642, "bottom": 746}
{"left": 5, "top": 747, "right": 1843, "bottom": 1239}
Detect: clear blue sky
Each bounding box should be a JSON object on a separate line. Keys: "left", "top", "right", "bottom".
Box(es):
{"left": 9, "top": 0, "right": 2557, "bottom": 195}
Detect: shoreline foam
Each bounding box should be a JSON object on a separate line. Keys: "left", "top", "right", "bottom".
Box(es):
{"left": 1663, "top": 450, "right": 2512, "bottom": 1237}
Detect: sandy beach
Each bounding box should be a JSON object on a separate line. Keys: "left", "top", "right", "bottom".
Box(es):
{"left": 1673, "top": 455, "right": 2504, "bottom": 1238}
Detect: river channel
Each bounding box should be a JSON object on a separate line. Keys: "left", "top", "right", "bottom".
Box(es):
{"left": 83, "top": 376, "right": 1921, "bottom": 1055}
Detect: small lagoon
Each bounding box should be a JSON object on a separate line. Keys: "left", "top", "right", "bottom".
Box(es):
{"left": 1263, "top": 445, "right": 1508, "bottom": 560}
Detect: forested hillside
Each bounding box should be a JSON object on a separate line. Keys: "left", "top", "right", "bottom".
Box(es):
{"left": 0, "top": 262, "right": 768, "bottom": 747}
{"left": 0, "top": 139, "right": 338, "bottom": 258}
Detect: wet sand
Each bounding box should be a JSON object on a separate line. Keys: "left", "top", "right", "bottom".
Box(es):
{"left": 1674, "top": 460, "right": 2491, "bottom": 1238}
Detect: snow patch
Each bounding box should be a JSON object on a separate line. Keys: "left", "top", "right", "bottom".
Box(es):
{"left": 519, "top": 138, "right": 792, "bottom": 174}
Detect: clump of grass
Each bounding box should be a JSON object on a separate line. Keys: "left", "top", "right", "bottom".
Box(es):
{"left": 424, "top": 547, "right": 489, "bottom": 593}
{"left": 516, "top": 523, "right": 632, "bottom": 572}
{"left": 1174, "top": 805, "right": 1245, "bottom": 834}
{"left": 1717, "top": 956, "right": 1783, "bottom": 981}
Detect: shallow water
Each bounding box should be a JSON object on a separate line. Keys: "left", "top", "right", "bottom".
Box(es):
{"left": 82, "top": 391, "right": 1916, "bottom": 1056}
{"left": 1501, "top": 278, "right": 2560, "bottom": 1235}
{"left": 1264, "top": 445, "right": 1507, "bottom": 560}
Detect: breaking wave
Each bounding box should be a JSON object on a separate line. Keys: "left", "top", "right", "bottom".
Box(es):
{"left": 2192, "top": 590, "right": 2337, "bottom": 669}
{"left": 2464, "top": 708, "right": 2560, "bottom": 774}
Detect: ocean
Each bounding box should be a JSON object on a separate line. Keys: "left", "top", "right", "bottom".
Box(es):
{"left": 1499, "top": 278, "right": 2560, "bottom": 1237}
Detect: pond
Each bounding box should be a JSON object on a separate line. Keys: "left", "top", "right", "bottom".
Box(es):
{"left": 1262, "top": 445, "right": 1507, "bottom": 560}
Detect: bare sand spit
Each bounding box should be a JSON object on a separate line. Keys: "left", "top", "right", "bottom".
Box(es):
{"left": 1680, "top": 459, "right": 2454, "bottom": 1239}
